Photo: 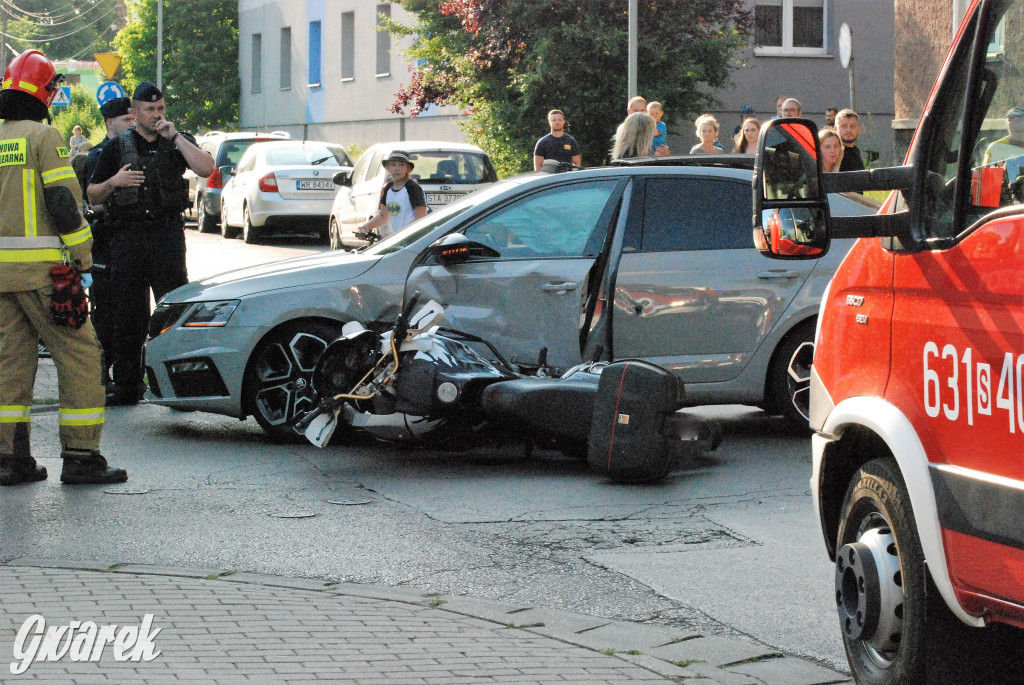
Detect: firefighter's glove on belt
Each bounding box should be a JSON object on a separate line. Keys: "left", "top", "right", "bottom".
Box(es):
{"left": 49, "top": 264, "right": 89, "bottom": 328}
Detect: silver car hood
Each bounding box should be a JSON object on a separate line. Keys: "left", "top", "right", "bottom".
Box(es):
{"left": 165, "top": 251, "right": 381, "bottom": 303}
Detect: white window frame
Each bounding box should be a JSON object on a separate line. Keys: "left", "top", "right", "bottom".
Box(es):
{"left": 754, "top": 0, "right": 829, "bottom": 57}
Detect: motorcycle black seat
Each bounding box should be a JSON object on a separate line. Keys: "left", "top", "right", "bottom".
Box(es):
{"left": 480, "top": 377, "right": 598, "bottom": 442}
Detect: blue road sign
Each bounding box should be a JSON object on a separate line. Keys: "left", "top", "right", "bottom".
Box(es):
{"left": 96, "top": 81, "right": 126, "bottom": 106}
{"left": 51, "top": 86, "right": 71, "bottom": 107}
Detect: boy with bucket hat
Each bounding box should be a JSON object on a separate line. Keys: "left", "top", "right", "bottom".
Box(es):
{"left": 357, "top": 150, "right": 427, "bottom": 239}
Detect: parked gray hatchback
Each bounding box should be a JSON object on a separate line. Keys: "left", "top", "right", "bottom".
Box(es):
{"left": 144, "top": 156, "right": 878, "bottom": 439}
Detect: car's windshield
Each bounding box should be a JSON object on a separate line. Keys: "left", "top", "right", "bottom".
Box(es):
{"left": 266, "top": 144, "right": 352, "bottom": 167}
{"left": 406, "top": 151, "right": 498, "bottom": 185}
{"left": 362, "top": 178, "right": 526, "bottom": 256}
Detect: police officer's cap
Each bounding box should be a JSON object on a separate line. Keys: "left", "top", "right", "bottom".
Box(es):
{"left": 132, "top": 81, "right": 163, "bottom": 103}
{"left": 382, "top": 150, "right": 414, "bottom": 169}
{"left": 100, "top": 97, "right": 130, "bottom": 119}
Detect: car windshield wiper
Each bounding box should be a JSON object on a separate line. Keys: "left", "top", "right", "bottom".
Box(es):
{"left": 310, "top": 155, "right": 333, "bottom": 165}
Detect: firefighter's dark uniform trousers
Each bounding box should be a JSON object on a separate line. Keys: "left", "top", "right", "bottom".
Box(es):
{"left": 0, "top": 119, "right": 104, "bottom": 457}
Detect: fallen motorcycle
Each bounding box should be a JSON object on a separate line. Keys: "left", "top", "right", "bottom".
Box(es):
{"left": 292, "top": 293, "right": 720, "bottom": 483}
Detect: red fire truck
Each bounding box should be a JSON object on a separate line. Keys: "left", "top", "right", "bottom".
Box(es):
{"left": 754, "top": 1, "right": 1024, "bottom": 681}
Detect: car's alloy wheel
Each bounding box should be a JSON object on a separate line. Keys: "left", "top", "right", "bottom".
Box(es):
{"left": 242, "top": 205, "right": 260, "bottom": 244}
{"left": 767, "top": 321, "right": 815, "bottom": 430}
{"left": 197, "top": 196, "right": 217, "bottom": 234}
{"left": 329, "top": 218, "right": 342, "bottom": 251}
{"left": 220, "top": 206, "right": 238, "bottom": 239}
{"left": 245, "top": 321, "right": 343, "bottom": 440}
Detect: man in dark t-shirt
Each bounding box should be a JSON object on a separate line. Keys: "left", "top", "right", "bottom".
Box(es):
{"left": 533, "top": 109, "right": 581, "bottom": 170}
{"left": 836, "top": 109, "right": 866, "bottom": 172}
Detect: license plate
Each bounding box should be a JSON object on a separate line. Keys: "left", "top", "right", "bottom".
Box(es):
{"left": 297, "top": 180, "right": 334, "bottom": 190}
{"left": 426, "top": 193, "right": 464, "bottom": 205}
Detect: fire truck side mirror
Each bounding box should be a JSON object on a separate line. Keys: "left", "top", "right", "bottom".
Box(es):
{"left": 753, "top": 118, "right": 830, "bottom": 259}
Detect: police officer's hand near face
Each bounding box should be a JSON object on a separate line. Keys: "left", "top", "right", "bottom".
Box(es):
{"left": 155, "top": 118, "right": 178, "bottom": 140}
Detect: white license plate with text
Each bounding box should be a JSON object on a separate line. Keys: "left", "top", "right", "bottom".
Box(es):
{"left": 297, "top": 180, "right": 334, "bottom": 190}
{"left": 426, "top": 193, "right": 464, "bottom": 205}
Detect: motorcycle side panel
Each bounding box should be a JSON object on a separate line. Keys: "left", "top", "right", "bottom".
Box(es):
{"left": 480, "top": 377, "right": 600, "bottom": 443}
{"left": 587, "top": 360, "right": 683, "bottom": 483}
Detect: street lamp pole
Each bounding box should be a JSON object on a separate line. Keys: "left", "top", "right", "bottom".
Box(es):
{"left": 628, "top": 0, "right": 637, "bottom": 99}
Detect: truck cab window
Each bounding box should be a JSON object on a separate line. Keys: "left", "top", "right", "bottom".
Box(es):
{"left": 923, "top": 0, "right": 1024, "bottom": 241}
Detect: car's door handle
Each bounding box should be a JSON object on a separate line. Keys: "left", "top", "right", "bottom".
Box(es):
{"left": 758, "top": 270, "right": 800, "bottom": 280}
{"left": 541, "top": 281, "right": 578, "bottom": 292}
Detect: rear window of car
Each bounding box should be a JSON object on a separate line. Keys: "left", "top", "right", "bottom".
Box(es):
{"left": 266, "top": 144, "right": 353, "bottom": 167}
{"left": 215, "top": 139, "right": 270, "bottom": 167}
{"left": 408, "top": 151, "right": 498, "bottom": 185}
{"left": 639, "top": 177, "right": 752, "bottom": 252}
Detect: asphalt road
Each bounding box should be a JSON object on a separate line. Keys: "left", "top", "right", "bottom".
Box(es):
{"left": 5, "top": 227, "right": 853, "bottom": 673}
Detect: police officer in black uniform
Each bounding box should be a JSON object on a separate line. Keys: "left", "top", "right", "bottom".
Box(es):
{"left": 79, "top": 97, "right": 133, "bottom": 387}
{"left": 87, "top": 82, "right": 214, "bottom": 405}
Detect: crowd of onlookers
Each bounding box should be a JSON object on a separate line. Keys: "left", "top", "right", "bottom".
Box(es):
{"left": 533, "top": 94, "right": 868, "bottom": 172}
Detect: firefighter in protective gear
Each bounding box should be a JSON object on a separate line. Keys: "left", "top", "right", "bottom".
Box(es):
{"left": 87, "top": 81, "right": 214, "bottom": 406}
{"left": 0, "top": 49, "right": 127, "bottom": 486}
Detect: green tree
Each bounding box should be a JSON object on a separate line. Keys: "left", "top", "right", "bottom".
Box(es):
{"left": 390, "top": 0, "right": 751, "bottom": 176}
{"left": 115, "top": 0, "right": 239, "bottom": 133}
{"left": 51, "top": 84, "right": 104, "bottom": 144}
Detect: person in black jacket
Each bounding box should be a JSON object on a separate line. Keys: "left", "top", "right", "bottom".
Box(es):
{"left": 87, "top": 82, "right": 214, "bottom": 406}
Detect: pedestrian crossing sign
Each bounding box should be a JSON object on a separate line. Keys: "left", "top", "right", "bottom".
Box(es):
{"left": 51, "top": 86, "right": 71, "bottom": 107}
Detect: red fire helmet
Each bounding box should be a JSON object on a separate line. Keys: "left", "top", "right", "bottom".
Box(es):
{"left": 2, "top": 50, "right": 64, "bottom": 108}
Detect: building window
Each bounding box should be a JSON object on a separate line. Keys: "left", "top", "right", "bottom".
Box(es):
{"left": 251, "top": 33, "right": 262, "bottom": 93}
{"left": 376, "top": 3, "right": 391, "bottom": 77}
{"left": 308, "top": 20, "right": 322, "bottom": 86}
{"left": 755, "top": 0, "right": 827, "bottom": 55}
{"left": 280, "top": 27, "right": 291, "bottom": 90}
{"left": 341, "top": 11, "right": 355, "bottom": 81}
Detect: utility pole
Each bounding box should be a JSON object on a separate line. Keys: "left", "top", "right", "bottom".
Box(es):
{"left": 156, "top": 0, "right": 163, "bottom": 89}
{"left": 628, "top": 0, "right": 637, "bottom": 99}
{"left": 1, "top": 12, "right": 7, "bottom": 77}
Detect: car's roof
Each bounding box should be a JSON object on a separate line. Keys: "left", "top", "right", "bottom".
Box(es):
{"left": 201, "top": 130, "right": 291, "bottom": 141}
{"left": 364, "top": 140, "right": 486, "bottom": 154}
{"left": 609, "top": 153, "right": 755, "bottom": 170}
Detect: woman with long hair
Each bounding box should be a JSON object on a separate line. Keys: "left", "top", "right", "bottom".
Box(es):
{"left": 733, "top": 116, "right": 762, "bottom": 153}
{"left": 611, "top": 111, "right": 658, "bottom": 161}
{"left": 819, "top": 127, "right": 845, "bottom": 173}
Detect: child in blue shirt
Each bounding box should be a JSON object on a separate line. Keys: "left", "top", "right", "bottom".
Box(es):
{"left": 648, "top": 101, "right": 669, "bottom": 154}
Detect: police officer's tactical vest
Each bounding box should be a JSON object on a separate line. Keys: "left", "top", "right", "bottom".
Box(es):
{"left": 107, "top": 130, "right": 190, "bottom": 221}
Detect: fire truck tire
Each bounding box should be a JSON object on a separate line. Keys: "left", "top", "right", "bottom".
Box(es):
{"left": 836, "top": 458, "right": 928, "bottom": 684}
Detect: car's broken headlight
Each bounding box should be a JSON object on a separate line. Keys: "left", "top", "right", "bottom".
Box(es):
{"left": 182, "top": 300, "right": 240, "bottom": 328}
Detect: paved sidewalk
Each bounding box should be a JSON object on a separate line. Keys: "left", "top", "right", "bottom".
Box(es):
{"left": 0, "top": 561, "right": 850, "bottom": 684}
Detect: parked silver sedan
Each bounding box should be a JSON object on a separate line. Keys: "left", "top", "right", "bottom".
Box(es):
{"left": 144, "top": 157, "right": 878, "bottom": 439}
{"left": 220, "top": 140, "right": 353, "bottom": 244}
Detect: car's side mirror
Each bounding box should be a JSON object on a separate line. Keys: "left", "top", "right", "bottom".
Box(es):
{"left": 426, "top": 233, "right": 500, "bottom": 266}
{"left": 219, "top": 165, "right": 235, "bottom": 180}
{"left": 753, "top": 119, "right": 830, "bottom": 259}
{"left": 333, "top": 170, "right": 352, "bottom": 187}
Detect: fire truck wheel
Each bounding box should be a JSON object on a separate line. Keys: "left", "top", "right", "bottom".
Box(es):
{"left": 835, "top": 458, "right": 928, "bottom": 684}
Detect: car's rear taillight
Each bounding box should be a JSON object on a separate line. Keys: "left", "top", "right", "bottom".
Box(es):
{"left": 207, "top": 166, "right": 223, "bottom": 189}
{"left": 258, "top": 172, "right": 278, "bottom": 193}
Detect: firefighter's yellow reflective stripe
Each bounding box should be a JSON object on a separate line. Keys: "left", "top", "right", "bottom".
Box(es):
{"left": 0, "top": 405, "right": 31, "bottom": 423}
{"left": 1, "top": 79, "right": 8, "bottom": 89}
{"left": 22, "top": 169, "right": 36, "bottom": 236}
{"left": 59, "top": 407, "right": 105, "bottom": 426}
{"left": 16, "top": 80, "right": 38, "bottom": 93}
{"left": 0, "top": 138, "right": 26, "bottom": 167}
{"left": 0, "top": 236, "right": 61, "bottom": 248}
{"left": 0, "top": 248, "right": 62, "bottom": 262}
{"left": 41, "top": 166, "right": 75, "bottom": 184}
{"left": 60, "top": 226, "right": 91, "bottom": 246}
